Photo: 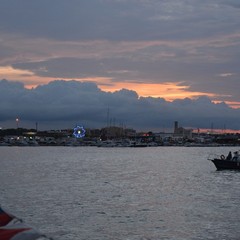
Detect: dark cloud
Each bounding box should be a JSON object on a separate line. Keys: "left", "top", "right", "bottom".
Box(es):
{"left": 12, "top": 53, "right": 240, "bottom": 105}
{"left": 1, "top": 79, "right": 240, "bottom": 131}
{"left": 0, "top": 0, "right": 240, "bottom": 119}
{"left": 0, "top": 0, "right": 150, "bottom": 41}
{"left": 0, "top": 0, "right": 238, "bottom": 41}
{"left": 220, "top": 0, "right": 240, "bottom": 9}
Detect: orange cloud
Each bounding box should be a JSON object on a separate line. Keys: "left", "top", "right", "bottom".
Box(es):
{"left": 98, "top": 81, "right": 215, "bottom": 101}
{"left": 0, "top": 66, "right": 34, "bottom": 78}
{"left": 1, "top": 65, "right": 239, "bottom": 109}
{"left": 213, "top": 101, "right": 240, "bottom": 109}
{"left": 0, "top": 65, "right": 56, "bottom": 88}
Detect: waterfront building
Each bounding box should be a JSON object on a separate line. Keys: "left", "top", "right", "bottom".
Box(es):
{"left": 173, "top": 121, "right": 193, "bottom": 139}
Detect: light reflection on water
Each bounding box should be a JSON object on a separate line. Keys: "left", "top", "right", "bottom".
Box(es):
{"left": 1, "top": 146, "right": 240, "bottom": 240}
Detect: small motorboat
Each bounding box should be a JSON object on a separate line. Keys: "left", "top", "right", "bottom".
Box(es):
{"left": 208, "top": 150, "right": 240, "bottom": 170}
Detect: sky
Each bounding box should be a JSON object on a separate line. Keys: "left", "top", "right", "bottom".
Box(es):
{"left": 0, "top": 0, "right": 240, "bottom": 132}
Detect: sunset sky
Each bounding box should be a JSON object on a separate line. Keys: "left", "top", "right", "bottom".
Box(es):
{"left": 0, "top": 0, "right": 240, "bottom": 131}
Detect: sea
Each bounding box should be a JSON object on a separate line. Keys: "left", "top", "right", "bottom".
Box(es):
{"left": 0, "top": 146, "right": 240, "bottom": 240}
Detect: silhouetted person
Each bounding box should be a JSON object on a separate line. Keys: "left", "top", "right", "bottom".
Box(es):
{"left": 226, "top": 151, "right": 232, "bottom": 161}
{"left": 233, "top": 151, "right": 239, "bottom": 161}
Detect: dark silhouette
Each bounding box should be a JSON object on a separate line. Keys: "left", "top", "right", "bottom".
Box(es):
{"left": 226, "top": 151, "right": 232, "bottom": 160}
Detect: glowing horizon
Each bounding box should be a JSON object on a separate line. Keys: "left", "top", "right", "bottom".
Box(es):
{"left": 1, "top": 67, "right": 238, "bottom": 109}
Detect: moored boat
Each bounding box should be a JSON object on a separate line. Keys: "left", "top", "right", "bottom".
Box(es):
{"left": 208, "top": 150, "right": 240, "bottom": 170}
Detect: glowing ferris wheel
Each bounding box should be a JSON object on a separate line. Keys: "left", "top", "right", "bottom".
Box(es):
{"left": 73, "top": 125, "right": 86, "bottom": 138}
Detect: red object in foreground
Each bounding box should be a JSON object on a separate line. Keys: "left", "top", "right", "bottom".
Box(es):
{"left": 0, "top": 228, "right": 30, "bottom": 240}
{"left": 0, "top": 206, "right": 51, "bottom": 240}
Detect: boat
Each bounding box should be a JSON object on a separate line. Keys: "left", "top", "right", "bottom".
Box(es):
{"left": 208, "top": 150, "right": 240, "bottom": 170}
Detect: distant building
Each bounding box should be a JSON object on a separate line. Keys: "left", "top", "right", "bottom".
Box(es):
{"left": 173, "top": 121, "right": 192, "bottom": 139}
{"left": 100, "top": 126, "right": 136, "bottom": 139}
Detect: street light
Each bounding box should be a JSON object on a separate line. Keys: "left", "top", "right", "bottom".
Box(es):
{"left": 16, "top": 118, "right": 19, "bottom": 128}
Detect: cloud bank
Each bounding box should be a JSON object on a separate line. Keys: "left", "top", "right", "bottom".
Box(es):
{"left": 0, "top": 0, "right": 240, "bottom": 108}
{"left": 1, "top": 79, "right": 239, "bottom": 131}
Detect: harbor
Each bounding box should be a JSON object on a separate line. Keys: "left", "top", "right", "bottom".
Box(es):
{"left": 1, "top": 124, "right": 240, "bottom": 147}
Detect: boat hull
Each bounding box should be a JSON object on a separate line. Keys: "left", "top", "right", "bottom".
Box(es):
{"left": 211, "top": 159, "right": 240, "bottom": 170}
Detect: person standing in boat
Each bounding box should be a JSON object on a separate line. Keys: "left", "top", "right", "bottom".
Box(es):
{"left": 226, "top": 151, "right": 232, "bottom": 161}
{"left": 235, "top": 151, "right": 240, "bottom": 162}
{"left": 232, "top": 151, "right": 239, "bottom": 161}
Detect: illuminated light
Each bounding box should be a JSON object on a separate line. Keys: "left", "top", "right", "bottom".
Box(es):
{"left": 16, "top": 118, "right": 19, "bottom": 128}
{"left": 73, "top": 125, "right": 86, "bottom": 138}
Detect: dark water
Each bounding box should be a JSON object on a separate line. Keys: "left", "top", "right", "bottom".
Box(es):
{"left": 0, "top": 146, "right": 240, "bottom": 240}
